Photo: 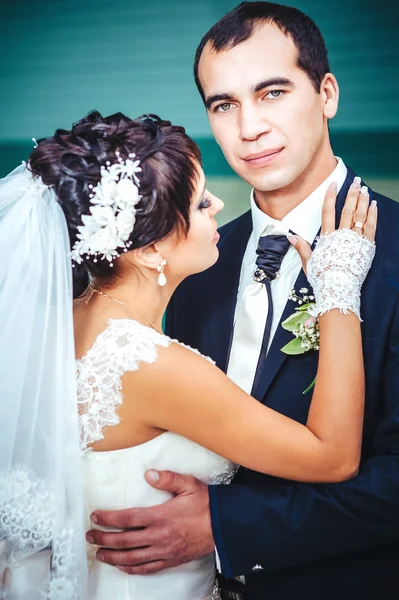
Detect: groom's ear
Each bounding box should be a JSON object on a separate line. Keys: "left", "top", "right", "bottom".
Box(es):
{"left": 321, "top": 73, "right": 339, "bottom": 120}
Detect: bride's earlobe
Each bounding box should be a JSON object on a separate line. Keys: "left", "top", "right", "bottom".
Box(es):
{"left": 157, "top": 260, "right": 167, "bottom": 287}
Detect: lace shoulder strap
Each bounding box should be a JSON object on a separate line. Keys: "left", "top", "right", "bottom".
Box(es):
{"left": 77, "top": 319, "right": 171, "bottom": 450}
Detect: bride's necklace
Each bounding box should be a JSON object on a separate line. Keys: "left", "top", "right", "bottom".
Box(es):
{"left": 85, "top": 285, "right": 163, "bottom": 335}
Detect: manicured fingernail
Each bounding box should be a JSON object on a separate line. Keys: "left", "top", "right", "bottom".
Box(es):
{"left": 371, "top": 200, "right": 377, "bottom": 207}
{"left": 97, "top": 553, "right": 104, "bottom": 562}
{"left": 146, "top": 469, "right": 159, "bottom": 482}
{"left": 287, "top": 234, "right": 297, "bottom": 246}
{"left": 361, "top": 185, "right": 368, "bottom": 195}
{"left": 352, "top": 176, "right": 361, "bottom": 189}
{"left": 91, "top": 514, "right": 98, "bottom": 524}
{"left": 328, "top": 181, "right": 337, "bottom": 191}
{"left": 86, "top": 534, "right": 94, "bottom": 544}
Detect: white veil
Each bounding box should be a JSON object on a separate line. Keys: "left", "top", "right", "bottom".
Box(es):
{"left": 0, "top": 165, "right": 87, "bottom": 598}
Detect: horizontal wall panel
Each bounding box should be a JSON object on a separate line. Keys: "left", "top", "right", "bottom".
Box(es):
{"left": 0, "top": 0, "right": 398, "bottom": 140}
{"left": 2, "top": 131, "right": 397, "bottom": 178}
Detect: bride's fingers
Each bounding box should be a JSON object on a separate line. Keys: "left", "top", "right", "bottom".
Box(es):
{"left": 351, "top": 186, "right": 369, "bottom": 235}
{"left": 287, "top": 234, "right": 312, "bottom": 275}
{"left": 339, "top": 177, "right": 361, "bottom": 229}
{"left": 321, "top": 181, "right": 337, "bottom": 234}
{"left": 363, "top": 200, "right": 378, "bottom": 242}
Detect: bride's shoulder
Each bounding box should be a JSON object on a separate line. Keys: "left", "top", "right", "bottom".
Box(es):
{"left": 77, "top": 318, "right": 171, "bottom": 370}
{"left": 76, "top": 317, "right": 215, "bottom": 387}
{"left": 102, "top": 319, "right": 215, "bottom": 365}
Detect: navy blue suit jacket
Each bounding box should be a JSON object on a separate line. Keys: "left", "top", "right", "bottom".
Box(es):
{"left": 165, "top": 168, "right": 399, "bottom": 599}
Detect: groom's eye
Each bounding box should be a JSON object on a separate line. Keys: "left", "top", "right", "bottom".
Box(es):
{"left": 215, "top": 102, "right": 233, "bottom": 113}
{"left": 265, "top": 90, "right": 284, "bottom": 99}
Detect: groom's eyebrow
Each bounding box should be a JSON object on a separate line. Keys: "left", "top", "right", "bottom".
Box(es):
{"left": 254, "top": 77, "right": 293, "bottom": 92}
{"left": 205, "top": 77, "right": 293, "bottom": 110}
{"left": 204, "top": 93, "right": 232, "bottom": 110}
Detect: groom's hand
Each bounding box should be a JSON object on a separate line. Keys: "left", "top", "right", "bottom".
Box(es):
{"left": 86, "top": 470, "right": 215, "bottom": 574}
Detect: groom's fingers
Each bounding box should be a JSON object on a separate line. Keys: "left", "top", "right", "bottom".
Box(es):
{"left": 117, "top": 561, "right": 167, "bottom": 576}
{"left": 144, "top": 469, "right": 198, "bottom": 494}
{"left": 87, "top": 527, "right": 152, "bottom": 550}
{"left": 90, "top": 506, "right": 153, "bottom": 529}
{"left": 96, "top": 547, "right": 165, "bottom": 568}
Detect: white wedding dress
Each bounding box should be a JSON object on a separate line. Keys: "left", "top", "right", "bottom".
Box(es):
{"left": 77, "top": 318, "right": 237, "bottom": 600}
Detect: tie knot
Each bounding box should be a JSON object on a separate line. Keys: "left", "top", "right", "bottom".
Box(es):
{"left": 253, "top": 234, "right": 291, "bottom": 283}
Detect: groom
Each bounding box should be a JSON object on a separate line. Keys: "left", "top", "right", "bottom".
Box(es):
{"left": 89, "top": 3, "right": 399, "bottom": 598}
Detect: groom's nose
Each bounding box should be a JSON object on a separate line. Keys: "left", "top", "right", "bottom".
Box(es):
{"left": 239, "top": 102, "right": 272, "bottom": 142}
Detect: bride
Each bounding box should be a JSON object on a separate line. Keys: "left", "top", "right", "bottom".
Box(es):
{"left": 0, "top": 110, "right": 376, "bottom": 599}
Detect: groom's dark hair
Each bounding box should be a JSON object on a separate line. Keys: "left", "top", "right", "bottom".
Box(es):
{"left": 194, "top": 1, "right": 330, "bottom": 102}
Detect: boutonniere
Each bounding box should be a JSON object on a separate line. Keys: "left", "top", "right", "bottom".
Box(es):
{"left": 281, "top": 288, "right": 319, "bottom": 394}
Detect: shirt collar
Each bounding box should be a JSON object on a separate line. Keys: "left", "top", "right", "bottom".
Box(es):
{"left": 250, "top": 157, "right": 348, "bottom": 245}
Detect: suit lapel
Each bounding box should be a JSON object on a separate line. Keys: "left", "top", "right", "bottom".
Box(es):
{"left": 208, "top": 211, "right": 252, "bottom": 372}
{"left": 251, "top": 167, "right": 357, "bottom": 402}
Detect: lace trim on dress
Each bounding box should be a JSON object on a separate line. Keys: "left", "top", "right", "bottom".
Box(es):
{"left": 77, "top": 319, "right": 171, "bottom": 451}
{"left": 210, "top": 459, "right": 238, "bottom": 485}
{"left": 0, "top": 466, "right": 82, "bottom": 599}
{"left": 76, "top": 319, "right": 218, "bottom": 452}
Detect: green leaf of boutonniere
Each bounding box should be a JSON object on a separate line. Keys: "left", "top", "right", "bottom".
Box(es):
{"left": 281, "top": 310, "right": 310, "bottom": 332}
{"left": 280, "top": 337, "right": 307, "bottom": 355}
{"left": 294, "top": 302, "right": 314, "bottom": 312}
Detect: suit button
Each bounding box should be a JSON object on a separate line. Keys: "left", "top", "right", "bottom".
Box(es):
{"left": 252, "top": 564, "right": 264, "bottom": 571}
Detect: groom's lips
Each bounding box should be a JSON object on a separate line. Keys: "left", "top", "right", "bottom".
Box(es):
{"left": 242, "top": 147, "right": 284, "bottom": 167}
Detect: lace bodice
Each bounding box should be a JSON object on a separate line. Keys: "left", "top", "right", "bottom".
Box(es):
{"left": 76, "top": 319, "right": 173, "bottom": 450}
{"left": 76, "top": 320, "right": 236, "bottom": 484}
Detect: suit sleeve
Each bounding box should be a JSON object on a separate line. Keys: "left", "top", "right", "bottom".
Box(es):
{"left": 210, "top": 296, "right": 399, "bottom": 578}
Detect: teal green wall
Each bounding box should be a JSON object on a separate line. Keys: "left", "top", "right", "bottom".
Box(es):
{"left": 1, "top": 132, "right": 398, "bottom": 178}
{"left": 1, "top": 0, "right": 398, "bottom": 211}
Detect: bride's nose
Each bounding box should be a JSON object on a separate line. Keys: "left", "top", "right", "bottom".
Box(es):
{"left": 210, "top": 194, "right": 224, "bottom": 216}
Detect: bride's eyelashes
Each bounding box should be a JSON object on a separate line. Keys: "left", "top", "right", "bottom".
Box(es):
{"left": 198, "top": 196, "right": 212, "bottom": 210}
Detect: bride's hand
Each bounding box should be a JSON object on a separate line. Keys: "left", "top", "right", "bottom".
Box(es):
{"left": 289, "top": 178, "right": 377, "bottom": 320}
{"left": 288, "top": 179, "right": 378, "bottom": 275}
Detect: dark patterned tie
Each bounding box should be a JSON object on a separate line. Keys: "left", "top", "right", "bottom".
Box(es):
{"left": 251, "top": 234, "right": 292, "bottom": 394}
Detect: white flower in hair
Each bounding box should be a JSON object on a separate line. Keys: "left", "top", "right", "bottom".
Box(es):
{"left": 116, "top": 209, "right": 136, "bottom": 239}
{"left": 70, "top": 151, "right": 142, "bottom": 266}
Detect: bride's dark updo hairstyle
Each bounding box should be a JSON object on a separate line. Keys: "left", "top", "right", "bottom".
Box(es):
{"left": 28, "top": 110, "right": 202, "bottom": 297}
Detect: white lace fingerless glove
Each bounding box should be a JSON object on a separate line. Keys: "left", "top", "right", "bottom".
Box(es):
{"left": 307, "top": 229, "right": 376, "bottom": 321}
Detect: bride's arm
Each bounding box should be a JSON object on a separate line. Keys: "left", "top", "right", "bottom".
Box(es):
{"left": 127, "top": 185, "right": 377, "bottom": 484}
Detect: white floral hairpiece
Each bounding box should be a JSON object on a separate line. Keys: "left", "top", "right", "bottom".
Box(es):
{"left": 70, "top": 151, "right": 142, "bottom": 266}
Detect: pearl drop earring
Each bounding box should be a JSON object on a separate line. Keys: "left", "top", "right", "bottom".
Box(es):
{"left": 157, "top": 259, "right": 167, "bottom": 287}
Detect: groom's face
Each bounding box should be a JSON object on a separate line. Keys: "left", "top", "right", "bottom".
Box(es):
{"left": 198, "top": 23, "right": 333, "bottom": 193}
